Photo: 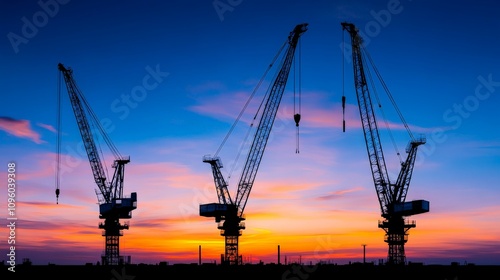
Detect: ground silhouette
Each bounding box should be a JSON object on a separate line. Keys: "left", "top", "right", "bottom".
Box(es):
{"left": 3, "top": 261, "right": 500, "bottom": 280}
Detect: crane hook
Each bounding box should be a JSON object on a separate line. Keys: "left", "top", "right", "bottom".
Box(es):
{"left": 342, "top": 95, "right": 346, "bottom": 132}
{"left": 294, "top": 113, "right": 301, "bottom": 127}
{"left": 55, "top": 188, "right": 60, "bottom": 204}
{"left": 294, "top": 113, "right": 301, "bottom": 153}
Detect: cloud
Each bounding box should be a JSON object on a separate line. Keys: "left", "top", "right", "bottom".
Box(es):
{"left": 315, "top": 187, "right": 364, "bottom": 201}
{"left": 186, "top": 81, "right": 227, "bottom": 97}
{"left": 188, "top": 90, "right": 258, "bottom": 123}
{"left": 0, "top": 116, "right": 44, "bottom": 143}
{"left": 37, "top": 122, "right": 58, "bottom": 133}
{"left": 455, "top": 139, "right": 500, "bottom": 157}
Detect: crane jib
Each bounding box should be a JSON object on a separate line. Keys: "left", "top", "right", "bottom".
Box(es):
{"left": 57, "top": 63, "right": 137, "bottom": 207}
{"left": 234, "top": 23, "right": 307, "bottom": 214}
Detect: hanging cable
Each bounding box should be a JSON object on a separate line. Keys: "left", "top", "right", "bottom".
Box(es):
{"left": 342, "top": 30, "right": 346, "bottom": 132}
{"left": 93, "top": 120, "right": 111, "bottom": 185}
{"left": 55, "top": 70, "right": 62, "bottom": 204}
{"left": 76, "top": 87, "right": 113, "bottom": 183}
{"left": 294, "top": 39, "right": 302, "bottom": 153}
{"left": 362, "top": 46, "right": 414, "bottom": 141}
{"left": 228, "top": 46, "right": 287, "bottom": 180}
{"left": 227, "top": 122, "right": 254, "bottom": 182}
{"left": 362, "top": 47, "right": 402, "bottom": 163}
{"left": 214, "top": 40, "right": 287, "bottom": 158}
{"left": 78, "top": 88, "right": 122, "bottom": 160}
{"left": 213, "top": 38, "right": 288, "bottom": 183}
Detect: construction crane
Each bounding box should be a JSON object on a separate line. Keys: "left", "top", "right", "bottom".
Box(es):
{"left": 341, "top": 22, "right": 429, "bottom": 265}
{"left": 199, "top": 23, "right": 308, "bottom": 265}
{"left": 56, "top": 63, "right": 137, "bottom": 266}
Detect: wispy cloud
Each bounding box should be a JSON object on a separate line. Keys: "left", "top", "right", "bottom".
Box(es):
{"left": 186, "top": 81, "right": 227, "bottom": 97}
{"left": 188, "top": 90, "right": 258, "bottom": 123}
{"left": 316, "top": 187, "right": 364, "bottom": 201}
{"left": 455, "top": 139, "right": 500, "bottom": 157}
{"left": 37, "top": 122, "right": 58, "bottom": 133}
{"left": 0, "top": 116, "right": 44, "bottom": 143}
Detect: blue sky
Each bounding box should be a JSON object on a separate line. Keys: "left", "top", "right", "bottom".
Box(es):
{"left": 1, "top": 0, "right": 499, "bottom": 266}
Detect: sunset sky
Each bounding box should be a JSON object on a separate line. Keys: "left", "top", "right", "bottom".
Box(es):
{"left": 1, "top": 0, "right": 499, "bottom": 266}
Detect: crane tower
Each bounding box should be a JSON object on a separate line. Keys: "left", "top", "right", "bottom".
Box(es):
{"left": 341, "top": 22, "right": 429, "bottom": 265}
{"left": 56, "top": 63, "right": 137, "bottom": 265}
{"left": 200, "top": 23, "right": 308, "bottom": 265}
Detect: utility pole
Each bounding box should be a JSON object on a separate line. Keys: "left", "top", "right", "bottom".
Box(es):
{"left": 362, "top": 244, "right": 366, "bottom": 264}
{"left": 278, "top": 245, "right": 281, "bottom": 265}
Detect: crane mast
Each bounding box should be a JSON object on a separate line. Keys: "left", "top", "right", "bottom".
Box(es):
{"left": 57, "top": 63, "right": 137, "bottom": 266}
{"left": 341, "top": 22, "right": 429, "bottom": 265}
{"left": 200, "top": 23, "right": 308, "bottom": 265}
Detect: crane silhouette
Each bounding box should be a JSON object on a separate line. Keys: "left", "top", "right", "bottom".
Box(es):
{"left": 341, "top": 22, "right": 429, "bottom": 265}
{"left": 56, "top": 63, "right": 137, "bottom": 265}
{"left": 200, "top": 23, "right": 308, "bottom": 265}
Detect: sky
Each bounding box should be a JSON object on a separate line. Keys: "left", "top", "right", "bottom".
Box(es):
{"left": 1, "top": 0, "right": 499, "bottom": 266}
